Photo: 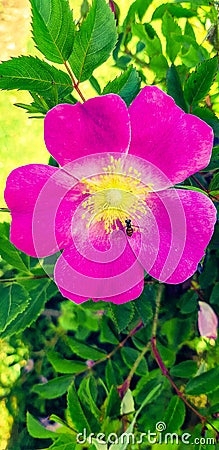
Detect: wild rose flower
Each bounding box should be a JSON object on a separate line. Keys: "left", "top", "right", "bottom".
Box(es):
{"left": 4, "top": 86, "right": 217, "bottom": 304}
{"left": 198, "top": 301, "right": 218, "bottom": 339}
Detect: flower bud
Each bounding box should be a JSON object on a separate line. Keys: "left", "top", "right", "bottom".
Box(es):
{"left": 198, "top": 301, "right": 218, "bottom": 340}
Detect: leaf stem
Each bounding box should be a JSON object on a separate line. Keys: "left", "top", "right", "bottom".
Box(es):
{"left": 64, "top": 61, "right": 86, "bottom": 102}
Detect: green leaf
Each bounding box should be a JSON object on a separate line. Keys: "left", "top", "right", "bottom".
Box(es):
{"left": 167, "top": 64, "right": 188, "bottom": 112}
{"left": 30, "top": 0, "right": 75, "bottom": 63}
{"left": 210, "top": 172, "right": 219, "bottom": 192}
{"left": 193, "top": 107, "right": 219, "bottom": 137}
{"left": 1, "top": 279, "right": 50, "bottom": 338}
{"left": 132, "top": 23, "right": 162, "bottom": 57}
{"left": 69, "top": 0, "right": 117, "bottom": 82}
{"left": 185, "top": 366, "right": 219, "bottom": 395}
{"left": 0, "top": 222, "right": 30, "bottom": 272}
{"left": 120, "top": 389, "right": 135, "bottom": 415}
{"left": 156, "top": 341, "right": 176, "bottom": 367}
{"left": 210, "top": 282, "right": 219, "bottom": 305}
{"left": 32, "top": 375, "right": 73, "bottom": 399}
{"left": 105, "top": 360, "right": 123, "bottom": 389}
{"left": 100, "top": 316, "right": 119, "bottom": 345}
{"left": 150, "top": 54, "right": 169, "bottom": 79}
{"left": 164, "top": 396, "right": 186, "bottom": 433}
{"left": 121, "top": 347, "right": 148, "bottom": 376}
{"left": 153, "top": 4, "right": 195, "bottom": 19}
{"left": 102, "top": 66, "right": 141, "bottom": 106}
{"left": 184, "top": 56, "right": 218, "bottom": 105}
{"left": 162, "top": 12, "right": 182, "bottom": 62}
{"left": 47, "top": 436, "right": 76, "bottom": 450}
{"left": 135, "top": 0, "right": 151, "bottom": 21}
{"left": 135, "top": 284, "right": 156, "bottom": 325}
{"left": 110, "top": 302, "right": 135, "bottom": 333}
{"left": 0, "top": 56, "right": 72, "bottom": 99}
{"left": 67, "top": 382, "right": 91, "bottom": 433}
{"left": 67, "top": 337, "right": 106, "bottom": 360}
{"left": 161, "top": 317, "right": 192, "bottom": 349}
{"left": 0, "top": 284, "right": 30, "bottom": 333}
{"left": 170, "top": 361, "right": 198, "bottom": 378}
{"left": 203, "top": 146, "right": 219, "bottom": 172}
{"left": 104, "top": 386, "right": 121, "bottom": 419}
{"left": 47, "top": 351, "right": 86, "bottom": 374}
{"left": 26, "top": 412, "right": 55, "bottom": 439}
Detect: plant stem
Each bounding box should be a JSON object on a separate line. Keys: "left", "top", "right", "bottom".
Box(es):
{"left": 0, "top": 274, "right": 51, "bottom": 283}
{"left": 150, "top": 284, "right": 219, "bottom": 437}
{"left": 119, "top": 284, "right": 164, "bottom": 396}
{"left": 64, "top": 61, "right": 86, "bottom": 102}
{"left": 0, "top": 207, "right": 10, "bottom": 212}
{"left": 151, "top": 336, "right": 219, "bottom": 436}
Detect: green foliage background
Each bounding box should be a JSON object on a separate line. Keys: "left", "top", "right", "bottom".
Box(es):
{"left": 0, "top": 0, "right": 219, "bottom": 449}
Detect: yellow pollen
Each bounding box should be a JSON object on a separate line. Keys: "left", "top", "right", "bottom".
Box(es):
{"left": 81, "top": 157, "right": 152, "bottom": 234}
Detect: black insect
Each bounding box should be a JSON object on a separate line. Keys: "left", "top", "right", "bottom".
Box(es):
{"left": 125, "top": 219, "right": 134, "bottom": 237}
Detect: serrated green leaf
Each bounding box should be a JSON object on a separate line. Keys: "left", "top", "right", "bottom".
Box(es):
{"left": 69, "top": 0, "right": 117, "bottom": 82}
{"left": 0, "top": 284, "right": 30, "bottom": 333}
{"left": 135, "top": 0, "right": 151, "bottom": 21}
{"left": 0, "top": 279, "right": 50, "bottom": 338}
{"left": 185, "top": 366, "right": 219, "bottom": 395}
{"left": 67, "top": 337, "right": 106, "bottom": 360}
{"left": 47, "top": 351, "right": 86, "bottom": 374}
{"left": 150, "top": 54, "right": 168, "bottom": 79}
{"left": 110, "top": 302, "right": 134, "bottom": 333}
{"left": 102, "top": 66, "right": 141, "bottom": 106}
{"left": 193, "top": 106, "right": 219, "bottom": 137}
{"left": 162, "top": 12, "right": 182, "bottom": 62}
{"left": 67, "top": 382, "right": 91, "bottom": 433}
{"left": 161, "top": 317, "right": 192, "bottom": 349}
{"left": 184, "top": 56, "right": 218, "bottom": 105}
{"left": 164, "top": 396, "right": 186, "bottom": 433}
{"left": 26, "top": 412, "right": 56, "bottom": 439}
{"left": 30, "top": 0, "right": 75, "bottom": 63}
{"left": 121, "top": 347, "right": 148, "bottom": 376}
{"left": 32, "top": 375, "right": 73, "bottom": 399}
{"left": 167, "top": 64, "right": 188, "bottom": 112}
{"left": 0, "top": 56, "right": 72, "bottom": 99}
{"left": 156, "top": 341, "right": 176, "bottom": 367}
{"left": 100, "top": 316, "right": 119, "bottom": 345}
{"left": 0, "top": 222, "right": 30, "bottom": 272}
{"left": 170, "top": 361, "right": 198, "bottom": 378}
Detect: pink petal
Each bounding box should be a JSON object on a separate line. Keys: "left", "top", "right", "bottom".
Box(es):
{"left": 4, "top": 165, "right": 81, "bottom": 257}
{"left": 136, "top": 189, "right": 216, "bottom": 283}
{"left": 198, "top": 301, "right": 218, "bottom": 339}
{"left": 54, "top": 233, "right": 144, "bottom": 304}
{"left": 44, "top": 95, "right": 131, "bottom": 166}
{"left": 128, "top": 86, "right": 213, "bottom": 185}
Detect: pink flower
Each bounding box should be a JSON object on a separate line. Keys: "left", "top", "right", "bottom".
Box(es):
{"left": 4, "top": 87, "right": 217, "bottom": 304}
{"left": 198, "top": 301, "right": 218, "bottom": 339}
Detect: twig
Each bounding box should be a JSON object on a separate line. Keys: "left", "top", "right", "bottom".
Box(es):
{"left": 64, "top": 61, "right": 86, "bottom": 102}
{"left": 0, "top": 274, "right": 51, "bottom": 283}
{"left": 0, "top": 207, "right": 10, "bottom": 212}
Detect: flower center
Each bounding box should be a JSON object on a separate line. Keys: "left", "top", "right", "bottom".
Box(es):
{"left": 81, "top": 157, "right": 152, "bottom": 234}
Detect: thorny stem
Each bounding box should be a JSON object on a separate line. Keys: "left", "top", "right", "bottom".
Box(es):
{"left": 64, "top": 61, "right": 86, "bottom": 102}
{"left": 151, "top": 286, "right": 219, "bottom": 437}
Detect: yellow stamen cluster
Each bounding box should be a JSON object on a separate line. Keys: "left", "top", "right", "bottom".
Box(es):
{"left": 81, "top": 157, "right": 152, "bottom": 234}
